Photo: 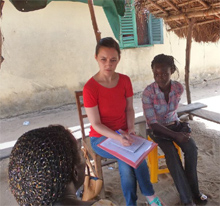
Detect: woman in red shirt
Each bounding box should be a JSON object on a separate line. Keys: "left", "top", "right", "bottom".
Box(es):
{"left": 83, "top": 37, "right": 164, "bottom": 206}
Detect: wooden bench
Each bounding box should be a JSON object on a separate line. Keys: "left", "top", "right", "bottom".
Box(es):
{"left": 136, "top": 102, "right": 219, "bottom": 137}
{"left": 176, "top": 102, "right": 207, "bottom": 115}
{"left": 189, "top": 109, "right": 220, "bottom": 124}
{"left": 177, "top": 102, "right": 219, "bottom": 124}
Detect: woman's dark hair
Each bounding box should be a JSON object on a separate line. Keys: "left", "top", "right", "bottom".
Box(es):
{"left": 95, "top": 37, "right": 121, "bottom": 59}
{"left": 8, "top": 125, "right": 80, "bottom": 206}
{"left": 151, "top": 54, "right": 179, "bottom": 75}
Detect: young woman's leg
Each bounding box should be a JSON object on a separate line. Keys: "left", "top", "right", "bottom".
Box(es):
{"left": 150, "top": 135, "right": 193, "bottom": 204}
{"left": 174, "top": 123, "right": 200, "bottom": 198}
{"left": 177, "top": 138, "right": 199, "bottom": 197}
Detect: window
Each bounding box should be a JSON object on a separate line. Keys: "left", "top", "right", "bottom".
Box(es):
{"left": 119, "top": 0, "right": 163, "bottom": 48}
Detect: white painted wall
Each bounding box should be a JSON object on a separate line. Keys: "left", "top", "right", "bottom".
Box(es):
{"left": 0, "top": 1, "right": 220, "bottom": 118}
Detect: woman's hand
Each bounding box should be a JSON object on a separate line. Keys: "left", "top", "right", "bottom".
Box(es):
{"left": 175, "top": 132, "right": 190, "bottom": 143}
{"left": 119, "top": 133, "right": 134, "bottom": 147}
{"left": 127, "top": 128, "right": 136, "bottom": 136}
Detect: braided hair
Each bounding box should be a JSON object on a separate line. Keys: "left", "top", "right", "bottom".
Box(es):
{"left": 151, "top": 54, "right": 179, "bottom": 76}
{"left": 8, "top": 125, "right": 80, "bottom": 206}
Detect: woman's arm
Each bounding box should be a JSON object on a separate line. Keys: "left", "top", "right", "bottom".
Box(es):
{"left": 85, "top": 106, "right": 133, "bottom": 146}
{"left": 126, "top": 96, "right": 135, "bottom": 134}
{"left": 151, "top": 123, "right": 177, "bottom": 139}
{"left": 151, "top": 123, "right": 190, "bottom": 143}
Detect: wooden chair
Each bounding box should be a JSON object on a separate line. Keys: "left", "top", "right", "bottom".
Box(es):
{"left": 74, "top": 91, "right": 116, "bottom": 198}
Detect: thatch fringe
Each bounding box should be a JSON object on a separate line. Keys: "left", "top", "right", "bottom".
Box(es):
{"left": 172, "top": 21, "right": 220, "bottom": 42}
{"left": 135, "top": 0, "right": 220, "bottom": 43}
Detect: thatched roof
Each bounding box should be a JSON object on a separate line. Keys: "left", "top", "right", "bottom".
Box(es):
{"left": 135, "top": 0, "right": 220, "bottom": 43}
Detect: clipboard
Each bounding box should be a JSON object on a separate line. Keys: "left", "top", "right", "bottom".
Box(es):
{"left": 98, "top": 132, "right": 157, "bottom": 168}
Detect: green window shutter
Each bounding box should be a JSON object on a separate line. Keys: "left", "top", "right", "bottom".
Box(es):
{"left": 148, "top": 14, "right": 164, "bottom": 44}
{"left": 119, "top": 0, "right": 137, "bottom": 48}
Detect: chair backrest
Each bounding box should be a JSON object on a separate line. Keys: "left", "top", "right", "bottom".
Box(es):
{"left": 74, "top": 91, "right": 87, "bottom": 141}
{"left": 74, "top": 91, "right": 117, "bottom": 184}
{"left": 75, "top": 91, "right": 106, "bottom": 198}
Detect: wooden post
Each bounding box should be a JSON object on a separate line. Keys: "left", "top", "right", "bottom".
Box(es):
{"left": 184, "top": 19, "right": 195, "bottom": 105}
{"left": 88, "top": 0, "right": 101, "bottom": 43}
{"left": 0, "top": 0, "right": 4, "bottom": 69}
{"left": 0, "top": 29, "right": 2, "bottom": 68}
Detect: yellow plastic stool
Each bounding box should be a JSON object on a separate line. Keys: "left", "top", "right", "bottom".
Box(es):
{"left": 147, "top": 136, "right": 182, "bottom": 183}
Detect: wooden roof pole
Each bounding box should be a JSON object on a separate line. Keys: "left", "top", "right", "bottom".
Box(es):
{"left": 164, "top": 8, "right": 220, "bottom": 21}
{"left": 168, "top": 19, "right": 220, "bottom": 31}
{"left": 185, "top": 18, "right": 195, "bottom": 107}
{"left": 148, "top": 0, "right": 168, "bottom": 16}
{"left": 88, "top": 0, "right": 101, "bottom": 43}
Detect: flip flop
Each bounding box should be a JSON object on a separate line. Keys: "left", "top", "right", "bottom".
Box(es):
{"left": 147, "top": 197, "right": 163, "bottom": 206}
{"left": 194, "top": 193, "right": 208, "bottom": 205}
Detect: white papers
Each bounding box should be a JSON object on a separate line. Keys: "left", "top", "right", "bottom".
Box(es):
{"left": 110, "top": 134, "right": 146, "bottom": 153}
{"left": 99, "top": 135, "right": 153, "bottom": 164}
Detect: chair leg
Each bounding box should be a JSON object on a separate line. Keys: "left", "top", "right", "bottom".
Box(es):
{"left": 99, "top": 184, "right": 105, "bottom": 199}
{"left": 148, "top": 141, "right": 182, "bottom": 183}
{"left": 148, "top": 146, "right": 158, "bottom": 183}
{"left": 94, "top": 155, "right": 105, "bottom": 198}
{"left": 174, "top": 142, "right": 182, "bottom": 161}
{"left": 94, "top": 155, "right": 103, "bottom": 179}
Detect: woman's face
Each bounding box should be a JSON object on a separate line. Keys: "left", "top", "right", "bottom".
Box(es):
{"left": 95, "top": 46, "right": 120, "bottom": 76}
{"left": 152, "top": 63, "right": 172, "bottom": 90}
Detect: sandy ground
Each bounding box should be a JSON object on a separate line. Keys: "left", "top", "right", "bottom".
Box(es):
{"left": 0, "top": 79, "right": 220, "bottom": 206}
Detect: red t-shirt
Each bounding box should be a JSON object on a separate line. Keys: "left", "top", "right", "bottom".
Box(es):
{"left": 83, "top": 73, "right": 133, "bottom": 137}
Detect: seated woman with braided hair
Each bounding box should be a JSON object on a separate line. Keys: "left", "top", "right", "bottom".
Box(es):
{"left": 8, "top": 125, "right": 115, "bottom": 206}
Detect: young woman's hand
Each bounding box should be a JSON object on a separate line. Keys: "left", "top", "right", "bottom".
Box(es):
{"left": 176, "top": 132, "right": 190, "bottom": 143}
